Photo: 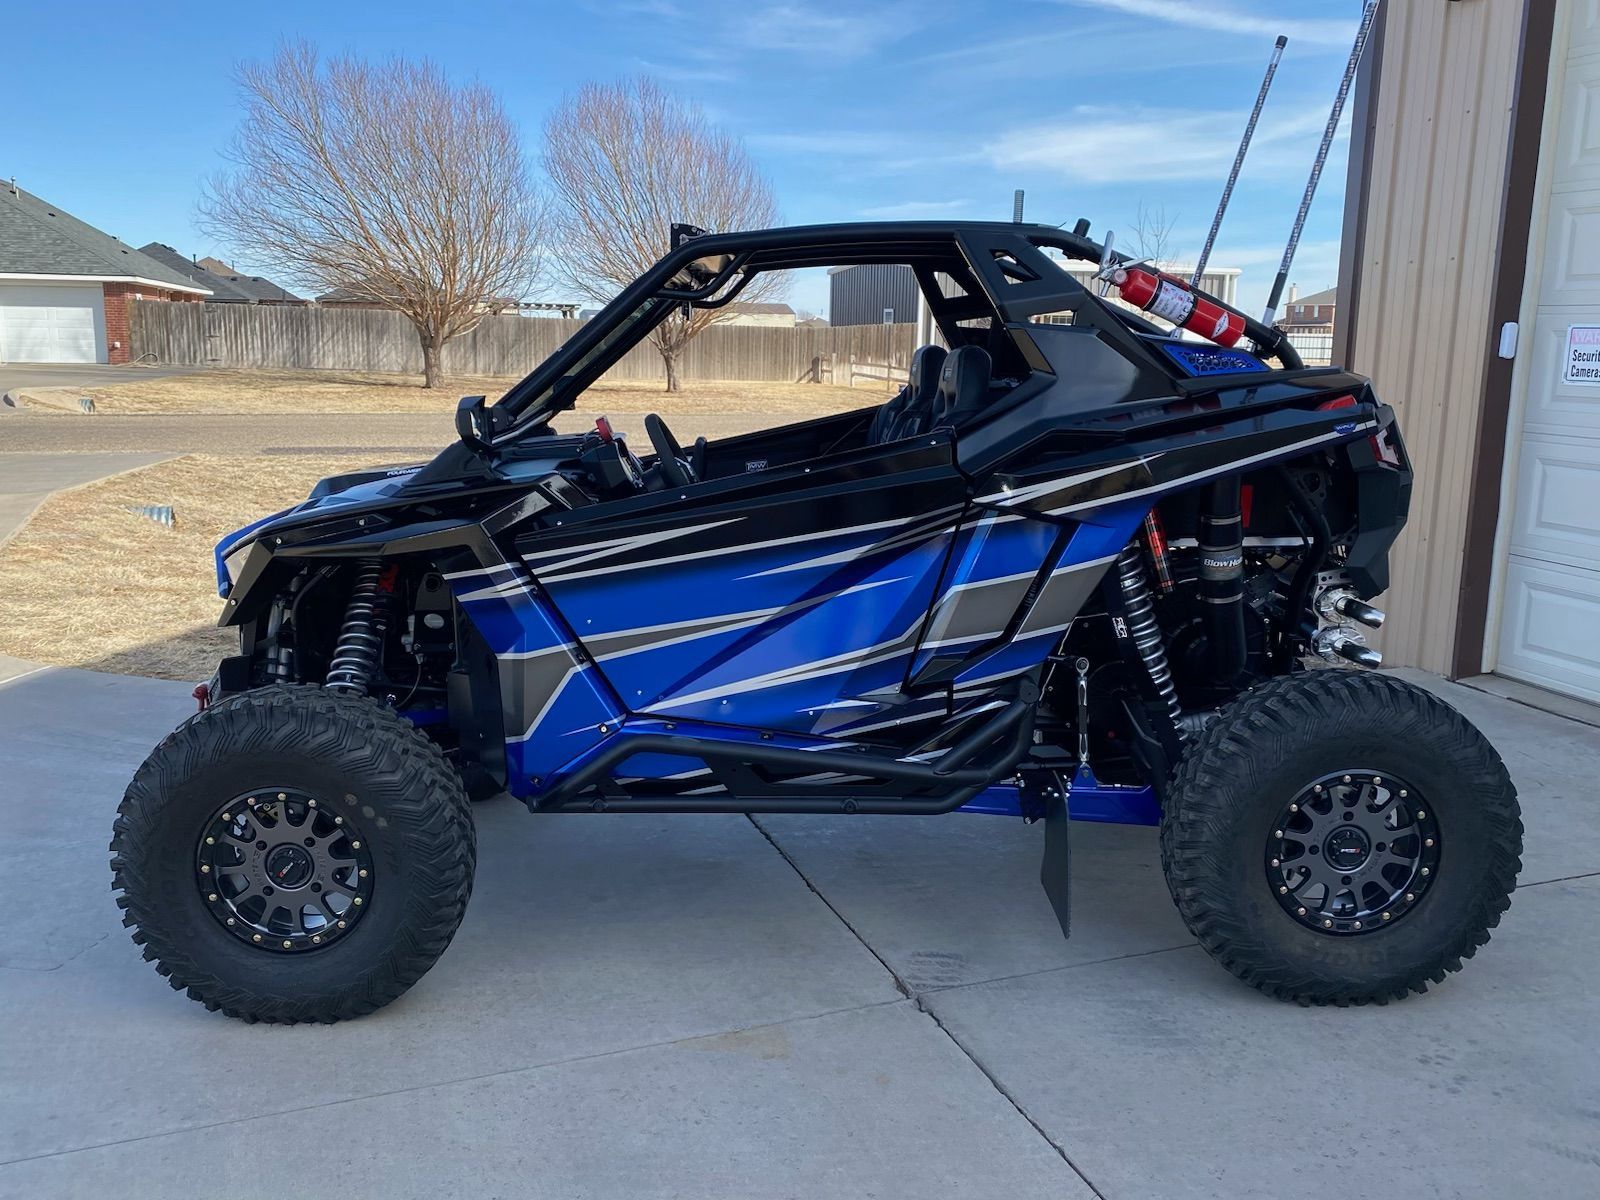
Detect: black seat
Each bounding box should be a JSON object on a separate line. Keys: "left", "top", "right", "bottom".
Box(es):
{"left": 872, "top": 344, "right": 946, "bottom": 443}
{"left": 933, "top": 345, "right": 993, "bottom": 429}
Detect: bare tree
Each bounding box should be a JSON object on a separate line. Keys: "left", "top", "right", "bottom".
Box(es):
{"left": 201, "top": 43, "right": 543, "bottom": 388}
{"left": 1128, "top": 201, "right": 1179, "bottom": 269}
{"left": 543, "top": 77, "right": 783, "bottom": 392}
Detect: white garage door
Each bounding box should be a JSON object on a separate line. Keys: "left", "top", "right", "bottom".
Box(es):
{"left": 0, "top": 284, "right": 106, "bottom": 364}
{"left": 1496, "top": 6, "right": 1600, "bottom": 703}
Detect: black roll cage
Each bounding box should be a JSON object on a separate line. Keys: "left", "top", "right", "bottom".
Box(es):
{"left": 492, "top": 220, "right": 1300, "bottom": 447}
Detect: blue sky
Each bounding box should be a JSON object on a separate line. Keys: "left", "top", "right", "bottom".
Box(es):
{"left": 5, "top": 0, "right": 1362, "bottom": 318}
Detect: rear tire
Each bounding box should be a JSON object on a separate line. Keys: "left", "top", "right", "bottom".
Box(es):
{"left": 1160, "top": 671, "right": 1521, "bottom": 1005}
{"left": 111, "top": 686, "right": 475, "bottom": 1023}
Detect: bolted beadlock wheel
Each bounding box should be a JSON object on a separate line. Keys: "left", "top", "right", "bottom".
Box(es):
{"left": 1160, "top": 670, "right": 1522, "bottom": 1006}
{"left": 111, "top": 685, "right": 475, "bottom": 1024}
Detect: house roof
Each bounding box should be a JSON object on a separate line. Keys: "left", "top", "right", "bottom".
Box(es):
{"left": 724, "top": 301, "right": 795, "bottom": 316}
{"left": 137, "top": 243, "right": 301, "bottom": 303}
{"left": 1291, "top": 286, "right": 1338, "bottom": 307}
{"left": 316, "top": 287, "right": 376, "bottom": 303}
{"left": 0, "top": 178, "right": 210, "bottom": 294}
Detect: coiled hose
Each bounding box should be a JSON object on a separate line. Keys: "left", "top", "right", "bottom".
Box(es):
{"left": 1115, "top": 541, "right": 1185, "bottom": 736}
{"left": 326, "top": 560, "right": 388, "bottom": 696}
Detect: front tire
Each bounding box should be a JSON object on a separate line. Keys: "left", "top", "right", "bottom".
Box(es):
{"left": 111, "top": 686, "right": 475, "bottom": 1023}
{"left": 1160, "top": 671, "right": 1521, "bottom": 1005}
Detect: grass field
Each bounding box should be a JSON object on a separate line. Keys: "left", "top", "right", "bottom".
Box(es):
{"left": 0, "top": 455, "right": 353, "bottom": 680}
{"left": 34, "top": 369, "right": 880, "bottom": 417}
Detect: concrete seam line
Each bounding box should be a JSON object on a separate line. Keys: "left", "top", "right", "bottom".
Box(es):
{"left": 1516, "top": 870, "right": 1600, "bottom": 889}
{"left": 915, "top": 941, "right": 1202, "bottom": 999}
{"left": 0, "top": 996, "right": 911, "bottom": 1168}
{"left": 916, "top": 997, "right": 1109, "bottom": 1199}
{"left": 746, "top": 813, "right": 913, "bottom": 998}
{"left": 0, "top": 664, "right": 53, "bottom": 693}
{"left": 745, "top": 815, "right": 1106, "bottom": 1196}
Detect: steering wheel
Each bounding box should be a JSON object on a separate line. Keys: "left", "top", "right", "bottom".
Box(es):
{"left": 645, "top": 413, "right": 694, "bottom": 487}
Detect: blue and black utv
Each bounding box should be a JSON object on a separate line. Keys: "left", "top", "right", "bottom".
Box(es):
{"left": 111, "top": 221, "right": 1522, "bottom": 1022}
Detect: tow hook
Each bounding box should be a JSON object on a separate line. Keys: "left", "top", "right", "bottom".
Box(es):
{"left": 192, "top": 681, "right": 212, "bottom": 712}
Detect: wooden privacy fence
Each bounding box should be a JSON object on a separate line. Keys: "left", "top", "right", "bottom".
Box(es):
{"left": 129, "top": 300, "right": 920, "bottom": 384}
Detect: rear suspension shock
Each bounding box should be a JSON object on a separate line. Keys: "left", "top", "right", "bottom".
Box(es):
{"left": 326, "top": 560, "right": 390, "bottom": 696}
{"left": 1115, "top": 541, "right": 1184, "bottom": 735}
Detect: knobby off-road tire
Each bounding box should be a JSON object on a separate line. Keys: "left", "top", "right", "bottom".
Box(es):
{"left": 111, "top": 685, "right": 475, "bottom": 1023}
{"left": 1160, "top": 671, "right": 1522, "bottom": 1005}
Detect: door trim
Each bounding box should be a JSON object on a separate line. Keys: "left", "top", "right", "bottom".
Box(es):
{"left": 1452, "top": 0, "right": 1560, "bottom": 679}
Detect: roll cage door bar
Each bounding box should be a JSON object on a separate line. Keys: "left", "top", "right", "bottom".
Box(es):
{"left": 491, "top": 221, "right": 1300, "bottom": 447}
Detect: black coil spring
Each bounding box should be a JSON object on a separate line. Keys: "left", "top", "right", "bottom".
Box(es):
{"left": 1115, "top": 541, "right": 1184, "bottom": 736}
{"left": 325, "top": 561, "right": 387, "bottom": 696}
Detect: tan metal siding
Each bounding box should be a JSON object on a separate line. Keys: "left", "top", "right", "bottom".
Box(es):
{"left": 1346, "top": 0, "right": 1525, "bottom": 672}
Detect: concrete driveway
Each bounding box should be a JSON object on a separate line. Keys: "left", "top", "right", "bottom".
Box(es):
{"left": 0, "top": 452, "right": 176, "bottom": 547}
{"left": 0, "top": 657, "right": 1595, "bottom": 1198}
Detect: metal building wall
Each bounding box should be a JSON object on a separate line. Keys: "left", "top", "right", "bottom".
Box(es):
{"left": 829, "top": 265, "right": 921, "bottom": 326}
{"left": 1342, "top": 0, "right": 1526, "bottom": 674}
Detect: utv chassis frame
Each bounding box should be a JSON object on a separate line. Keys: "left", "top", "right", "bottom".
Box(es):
{"left": 214, "top": 220, "right": 1409, "bottom": 928}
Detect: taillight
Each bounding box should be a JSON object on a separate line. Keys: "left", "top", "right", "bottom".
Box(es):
{"left": 1318, "top": 394, "right": 1400, "bottom": 467}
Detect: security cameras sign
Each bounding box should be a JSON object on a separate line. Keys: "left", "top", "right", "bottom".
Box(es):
{"left": 1564, "top": 325, "right": 1600, "bottom": 385}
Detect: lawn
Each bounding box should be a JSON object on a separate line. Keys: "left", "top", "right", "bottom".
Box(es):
{"left": 40, "top": 369, "right": 880, "bottom": 417}
{"left": 0, "top": 455, "right": 355, "bottom": 680}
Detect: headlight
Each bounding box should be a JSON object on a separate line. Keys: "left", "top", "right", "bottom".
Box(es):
{"left": 223, "top": 543, "right": 253, "bottom": 586}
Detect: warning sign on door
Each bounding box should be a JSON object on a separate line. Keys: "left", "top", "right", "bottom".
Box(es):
{"left": 1564, "top": 325, "right": 1600, "bottom": 385}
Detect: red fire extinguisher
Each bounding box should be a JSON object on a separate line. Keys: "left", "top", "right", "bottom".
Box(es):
{"left": 1112, "top": 266, "right": 1247, "bottom": 347}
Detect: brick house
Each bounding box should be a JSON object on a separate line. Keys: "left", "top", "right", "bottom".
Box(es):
{"left": 138, "top": 243, "right": 302, "bottom": 305}
{"left": 1276, "top": 285, "right": 1338, "bottom": 334}
{"left": 0, "top": 177, "right": 209, "bottom": 363}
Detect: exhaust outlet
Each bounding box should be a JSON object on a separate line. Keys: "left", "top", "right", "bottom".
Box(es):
{"left": 1313, "top": 625, "right": 1382, "bottom": 668}
{"left": 1316, "top": 586, "right": 1386, "bottom": 630}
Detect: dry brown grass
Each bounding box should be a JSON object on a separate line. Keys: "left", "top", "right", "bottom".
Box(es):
{"left": 0, "top": 455, "right": 356, "bottom": 680}
{"left": 54, "top": 369, "right": 878, "bottom": 418}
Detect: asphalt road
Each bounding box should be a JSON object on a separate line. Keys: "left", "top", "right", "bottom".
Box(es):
{"left": 1, "top": 658, "right": 1596, "bottom": 1198}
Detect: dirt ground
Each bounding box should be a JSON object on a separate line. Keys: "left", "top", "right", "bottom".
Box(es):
{"left": 0, "top": 455, "right": 354, "bottom": 680}
{"left": 22, "top": 369, "right": 878, "bottom": 418}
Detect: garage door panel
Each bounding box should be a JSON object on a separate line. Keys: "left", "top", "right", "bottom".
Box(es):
{"left": 1520, "top": 312, "right": 1600, "bottom": 433}
{"left": 1509, "top": 436, "right": 1600, "bottom": 569}
{"left": 1537, "top": 193, "right": 1600, "bottom": 305}
{"left": 1497, "top": 558, "right": 1600, "bottom": 704}
{"left": 1574, "top": 0, "right": 1600, "bottom": 55}
{"left": 1550, "top": 53, "right": 1600, "bottom": 189}
{"left": 0, "top": 284, "right": 104, "bottom": 364}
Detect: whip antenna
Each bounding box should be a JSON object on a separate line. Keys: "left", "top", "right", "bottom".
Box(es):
{"left": 1260, "top": 1, "right": 1380, "bottom": 324}
{"left": 1191, "top": 35, "right": 1287, "bottom": 288}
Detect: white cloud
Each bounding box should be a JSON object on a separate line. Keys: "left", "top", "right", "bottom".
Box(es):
{"left": 729, "top": 3, "right": 913, "bottom": 59}
{"left": 1049, "top": 0, "right": 1358, "bottom": 48}
{"left": 986, "top": 103, "right": 1347, "bottom": 184}
{"left": 635, "top": 58, "right": 742, "bottom": 84}
{"left": 859, "top": 199, "right": 972, "bottom": 218}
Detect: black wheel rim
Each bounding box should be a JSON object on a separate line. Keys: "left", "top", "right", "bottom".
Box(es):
{"left": 1265, "top": 770, "right": 1440, "bottom": 935}
{"left": 196, "top": 789, "right": 375, "bottom": 952}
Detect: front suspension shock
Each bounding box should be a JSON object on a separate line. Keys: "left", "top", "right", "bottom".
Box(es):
{"left": 326, "top": 560, "right": 389, "bottom": 696}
